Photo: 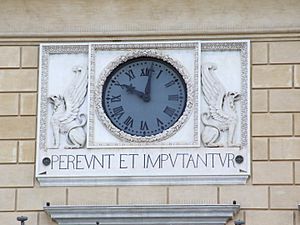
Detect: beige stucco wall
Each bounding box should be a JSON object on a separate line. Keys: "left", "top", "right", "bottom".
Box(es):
{"left": 0, "top": 1, "right": 300, "bottom": 225}
{"left": 0, "top": 0, "right": 300, "bottom": 37}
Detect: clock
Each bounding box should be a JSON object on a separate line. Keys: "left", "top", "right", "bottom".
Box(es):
{"left": 96, "top": 50, "right": 193, "bottom": 142}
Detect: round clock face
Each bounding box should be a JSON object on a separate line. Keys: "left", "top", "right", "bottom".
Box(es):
{"left": 102, "top": 56, "right": 187, "bottom": 139}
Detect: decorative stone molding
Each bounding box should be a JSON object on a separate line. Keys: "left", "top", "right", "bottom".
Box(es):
{"left": 38, "top": 175, "right": 249, "bottom": 186}
{"left": 44, "top": 204, "right": 240, "bottom": 225}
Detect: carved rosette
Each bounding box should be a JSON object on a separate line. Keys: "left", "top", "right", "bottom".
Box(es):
{"left": 94, "top": 49, "right": 194, "bottom": 143}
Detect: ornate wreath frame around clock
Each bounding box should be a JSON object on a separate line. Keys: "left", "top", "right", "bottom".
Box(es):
{"left": 95, "top": 49, "right": 194, "bottom": 143}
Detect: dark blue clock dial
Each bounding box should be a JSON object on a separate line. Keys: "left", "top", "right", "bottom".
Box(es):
{"left": 102, "top": 57, "right": 187, "bottom": 137}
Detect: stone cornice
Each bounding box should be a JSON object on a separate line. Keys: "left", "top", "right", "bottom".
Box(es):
{"left": 44, "top": 204, "right": 240, "bottom": 225}
{"left": 0, "top": 0, "right": 299, "bottom": 37}
{"left": 38, "top": 175, "right": 249, "bottom": 186}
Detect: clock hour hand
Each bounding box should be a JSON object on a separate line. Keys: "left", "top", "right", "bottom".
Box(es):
{"left": 117, "top": 83, "right": 145, "bottom": 98}
{"left": 143, "top": 63, "right": 154, "bottom": 102}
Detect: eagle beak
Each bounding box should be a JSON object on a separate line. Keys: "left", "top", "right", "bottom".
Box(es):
{"left": 48, "top": 96, "right": 55, "bottom": 104}
{"left": 72, "top": 66, "right": 78, "bottom": 73}
{"left": 234, "top": 93, "right": 240, "bottom": 101}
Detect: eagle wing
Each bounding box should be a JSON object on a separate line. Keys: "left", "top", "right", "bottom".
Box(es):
{"left": 201, "top": 63, "right": 229, "bottom": 123}
{"left": 60, "top": 66, "right": 88, "bottom": 124}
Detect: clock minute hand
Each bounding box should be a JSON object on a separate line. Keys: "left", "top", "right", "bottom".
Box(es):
{"left": 143, "top": 63, "right": 154, "bottom": 102}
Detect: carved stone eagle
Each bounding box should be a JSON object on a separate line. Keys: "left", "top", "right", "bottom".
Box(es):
{"left": 201, "top": 63, "right": 240, "bottom": 147}
{"left": 48, "top": 66, "right": 88, "bottom": 149}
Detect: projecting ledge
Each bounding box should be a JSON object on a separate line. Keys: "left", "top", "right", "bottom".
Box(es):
{"left": 44, "top": 204, "right": 240, "bottom": 225}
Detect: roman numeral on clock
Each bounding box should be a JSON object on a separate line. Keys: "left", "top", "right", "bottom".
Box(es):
{"left": 125, "top": 69, "right": 135, "bottom": 81}
{"left": 163, "top": 106, "right": 176, "bottom": 117}
{"left": 164, "top": 79, "right": 178, "bottom": 88}
{"left": 112, "top": 106, "right": 124, "bottom": 119}
{"left": 123, "top": 116, "right": 134, "bottom": 128}
{"left": 110, "top": 95, "right": 121, "bottom": 102}
{"left": 168, "top": 94, "right": 179, "bottom": 101}
{"left": 140, "top": 120, "right": 149, "bottom": 130}
{"left": 156, "top": 118, "right": 164, "bottom": 127}
{"left": 140, "top": 68, "right": 152, "bottom": 77}
{"left": 156, "top": 70, "right": 163, "bottom": 79}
